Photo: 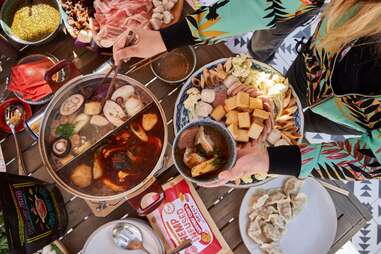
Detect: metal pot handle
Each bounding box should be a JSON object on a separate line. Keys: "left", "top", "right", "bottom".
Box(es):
{"left": 44, "top": 60, "right": 79, "bottom": 89}
{"left": 127, "top": 177, "right": 165, "bottom": 216}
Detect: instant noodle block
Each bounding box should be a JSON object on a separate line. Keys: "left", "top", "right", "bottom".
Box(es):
{"left": 147, "top": 176, "right": 232, "bottom": 254}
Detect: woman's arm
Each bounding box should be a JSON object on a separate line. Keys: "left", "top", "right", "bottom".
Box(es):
{"left": 299, "top": 130, "right": 381, "bottom": 180}
{"left": 161, "top": 0, "right": 324, "bottom": 50}
{"left": 113, "top": 0, "right": 323, "bottom": 63}
{"left": 209, "top": 129, "right": 381, "bottom": 186}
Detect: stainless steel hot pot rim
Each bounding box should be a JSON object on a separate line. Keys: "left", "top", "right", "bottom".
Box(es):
{"left": 38, "top": 73, "right": 168, "bottom": 202}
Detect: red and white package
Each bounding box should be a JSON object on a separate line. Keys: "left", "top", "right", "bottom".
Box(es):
{"left": 147, "top": 176, "right": 232, "bottom": 254}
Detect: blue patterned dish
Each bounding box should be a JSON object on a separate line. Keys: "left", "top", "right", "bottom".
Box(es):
{"left": 173, "top": 119, "right": 237, "bottom": 185}
{"left": 173, "top": 58, "right": 304, "bottom": 188}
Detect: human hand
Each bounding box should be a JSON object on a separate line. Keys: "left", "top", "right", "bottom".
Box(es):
{"left": 113, "top": 28, "right": 167, "bottom": 65}
{"left": 199, "top": 141, "right": 270, "bottom": 188}
{"left": 259, "top": 95, "right": 274, "bottom": 142}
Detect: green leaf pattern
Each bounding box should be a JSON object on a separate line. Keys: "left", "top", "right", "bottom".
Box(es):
{"left": 182, "top": 0, "right": 381, "bottom": 180}
{"left": 185, "top": 0, "right": 323, "bottom": 45}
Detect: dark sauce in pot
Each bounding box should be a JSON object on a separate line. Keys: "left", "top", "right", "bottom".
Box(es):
{"left": 58, "top": 105, "right": 164, "bottom": 196}
{"left": 151, "top": 47, "right": 195, "bottom": 82}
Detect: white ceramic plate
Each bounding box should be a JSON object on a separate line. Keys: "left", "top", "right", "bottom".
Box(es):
{"left": 239, "top": 176, "right": 337, "bottom": 254}
{"left": 83, "top": 219, "right": 165, "bottom": 254}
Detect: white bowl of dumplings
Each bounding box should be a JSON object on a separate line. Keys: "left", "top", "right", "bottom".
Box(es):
{"left": 239, "top": 176, "right": 337, "bottom": 254}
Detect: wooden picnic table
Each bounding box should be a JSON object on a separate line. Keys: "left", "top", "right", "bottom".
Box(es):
{"left": 0, "top": 13, "right": 372, "bottom": 254}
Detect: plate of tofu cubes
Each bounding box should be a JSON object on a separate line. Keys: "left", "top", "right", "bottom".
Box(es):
{"left": 174, "top": 55, "right": 304, "bottom": 187}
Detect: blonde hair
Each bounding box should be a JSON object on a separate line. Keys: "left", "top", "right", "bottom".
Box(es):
{"left": 317, "top": 0, "right": 381, "bottom": 54}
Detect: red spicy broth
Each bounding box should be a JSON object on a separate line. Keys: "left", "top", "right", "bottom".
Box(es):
{"left": 57, "top": 105, "right": 164, "bottom": 196}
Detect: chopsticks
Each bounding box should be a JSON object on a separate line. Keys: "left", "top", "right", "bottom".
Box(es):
{"left": 126, "top": 51, "right": 166, "bottom": 74}
{"left": 318, "top": 180, "right": 350, "bottom": 196}
{"left": 104, "top": 64, "right": 121, "bottom": 103}
{"left": 101, "top": 52, "right": 167, "bottom": 105}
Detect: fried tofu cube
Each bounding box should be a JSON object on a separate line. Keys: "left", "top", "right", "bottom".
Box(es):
{"left": 224, "top": 96, "right": 237, "bottom": 112}
{"left": 237, "top": 129, "right": 250, "bottom": 142}
{"left": 228, "top": 124, "right": 249, "bottom": 142}
{"left": 211, "top": 105, "right": 226, "bottom": 121}
{"left": 253, "top": 109, "right": 270, "bottom": 120}
{"left": 238, "top": 112, "right": 251, "bottom": 129}
{"left": 267, "top": 129, "right": 282, "bottom": 145}
{"left": 249, "top": 97, "right": 263, "bottom": 110}
{"left": 236, "top": 92, "right": 250, "bottom": 109}
{"left": 227, "top": 123, "right": 239, "bottom": 138}
{"left": 225, "top": 110, "right": 239, "bottom": 125}
{"left": 253, "top": 118, "right": 264, "bottom": 125}
{"left": 274, "top": 139, "right": 289, "bottom": 146}
{"left": 248, "top": 121, "right": 264, "bottom": 140}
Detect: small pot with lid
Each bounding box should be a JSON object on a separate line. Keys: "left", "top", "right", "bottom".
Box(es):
{"left": 39, "top": 73, "right": 168, "bottom": 215}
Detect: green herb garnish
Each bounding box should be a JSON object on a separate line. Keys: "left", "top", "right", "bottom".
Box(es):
{"left": 55, "top": 123, "right": 75, "bottom": 138}
{"left": 195, "top": 144, "right": 209, "bottom": 157}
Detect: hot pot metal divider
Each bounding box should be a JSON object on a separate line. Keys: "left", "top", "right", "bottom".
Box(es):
{"left": 86, "top": 143, "right": 174, "bottom": 217}
{"left": 43, "top": 100, "right": 173, "bottom": 217}
{"left": 54, "top": 102, "right": 155, "bottom": 173}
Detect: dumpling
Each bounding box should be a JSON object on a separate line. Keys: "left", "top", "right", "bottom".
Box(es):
{"left": 260, "top": 242, "right": 279, "bottom": 250}
{"left": 262, "top": 245, "right": 284, "bottom": 254}
{"left": 248, "top": 216, "right": 261, "bottom": 235}
{"left": 249, "top": 205, "right": 277, "bottom": 221}
{"left": 258, "top": 206, "right": 277, "bottom": 221}
{"left": 282, "top": 177, "right": 304, "bottom": 196}
{"left": 268, "top": 214, "right": 287, "bottom": 229}
{"left": 251, "top": 190, "right": 269, "bottom": 210}
{"left": 262, "top": 223, "right": 283, "bottom": 242}
{"left": 248, "top": 217, "right": 271, "bottom": 245}
{"left": 249, "top": 210, "right": 258, "bottom": 221}
{"left": 246, "top": 177, "right": 308, "bottom": 254}
{"left": 277, "top": 201, "right": 293, "bottom": 221}
{"left": 291, "top": 193, "right": 308, "bottom": 216}
{"left": 266, "top": 190, "right": 287, "bottom": 205}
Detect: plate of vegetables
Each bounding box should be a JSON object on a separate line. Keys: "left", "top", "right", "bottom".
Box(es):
{"left": 174, "top": 55, "right": 304, "bottom": 187}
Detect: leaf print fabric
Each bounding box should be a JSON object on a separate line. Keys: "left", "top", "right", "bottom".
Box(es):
{"left": 299, "top": 126, "right": 381, "bottom": 180}
{"left": 179, "top": 0, "right": 381, "bottom": 181}
{"left": 184, "top": 0, "right": 324, "bottom": 45}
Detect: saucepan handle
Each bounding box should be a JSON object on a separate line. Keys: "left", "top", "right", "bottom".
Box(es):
{"left": 44, "top": 60, "right": 79, "bottom": 88}
{"left": 127, "top": 177, "right": 165, "bottom": 216}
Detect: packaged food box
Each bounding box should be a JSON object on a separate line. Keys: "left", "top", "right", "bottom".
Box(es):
{"left": 147, "top": 176, "right": 232, "bottom": 254}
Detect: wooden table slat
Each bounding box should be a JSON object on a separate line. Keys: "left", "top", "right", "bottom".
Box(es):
{"left": 1, "top": 20, "right": 371, "bottom": 254}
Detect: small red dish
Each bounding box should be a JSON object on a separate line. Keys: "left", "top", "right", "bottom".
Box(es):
{"left": 0, "top": 97, "right": 32, "bottom": 133}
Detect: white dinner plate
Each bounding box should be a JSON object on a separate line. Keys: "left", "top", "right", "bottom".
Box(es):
{"left": 239, "top": 176, "right": 337, "bottom": 254}
{"left": 83, "top": 219, "right": 165, "bottom": 254}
